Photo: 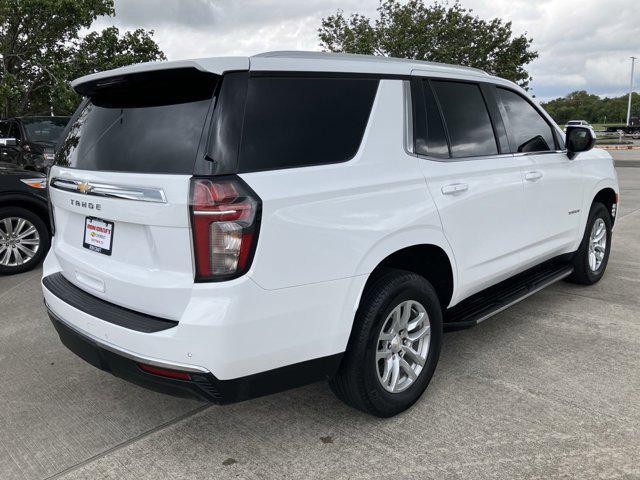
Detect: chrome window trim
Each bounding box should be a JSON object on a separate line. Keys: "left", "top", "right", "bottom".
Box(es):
{"left": 403, "top": 80, "right": 416, "bottom": 156}
{"left": 51, "top": 178, "right": 167, "bottom": 203}
{"left": 416, "top": 152, "right": 517, "bottom": 163}
{"left": 512, "top": 150, "right": 568, "bottom": 158}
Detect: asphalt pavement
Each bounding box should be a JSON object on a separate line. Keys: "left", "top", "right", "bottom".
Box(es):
{"left": 1, "top": 156, "right": 639, "bottom": 480}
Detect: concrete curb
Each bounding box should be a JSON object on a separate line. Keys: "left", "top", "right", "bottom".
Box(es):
{"left": 599, "top": 145, "right": 640, "bottom": 150}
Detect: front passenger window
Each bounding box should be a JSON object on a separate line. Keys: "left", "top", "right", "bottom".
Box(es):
{"left": 497, "top": 88, "right": 556, "bottom": 153}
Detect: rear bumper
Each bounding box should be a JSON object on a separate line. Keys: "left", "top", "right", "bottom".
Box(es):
{"left": 47, "top": 306, "right": 343, "bottom": 403}
{"left": 47, "top": 307, "right": 223, "bottom": 402}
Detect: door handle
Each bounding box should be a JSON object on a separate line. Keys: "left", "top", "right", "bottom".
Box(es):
{"left": 441, "top": 183, "right": 469, "bottom": 195}
{"left": 524, "top": 171, "right": 543, "bottom": 181}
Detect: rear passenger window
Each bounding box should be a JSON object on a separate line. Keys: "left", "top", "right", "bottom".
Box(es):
{"left": 413, "top": 80, "right": 449, "bottom": 158}
{"left": 431, "top": 81, "right": 498, "bottom": 158}
{"left": 238, "top": 77, "right": 378, "bottom": 172}
{"left": 497, "top": 88, "right": 556, "bottom": 153}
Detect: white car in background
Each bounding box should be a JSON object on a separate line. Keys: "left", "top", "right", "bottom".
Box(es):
{"left": 42, "top": 52, "right": 619, "bottom": 417}
{"left": 564, "top": 120, "right": 593, "bottom": 132}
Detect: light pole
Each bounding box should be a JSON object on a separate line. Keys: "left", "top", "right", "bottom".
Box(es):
{"left": 627, "top": 56, "right": 637, "bottom": 126}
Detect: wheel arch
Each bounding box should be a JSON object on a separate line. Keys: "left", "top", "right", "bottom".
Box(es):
{"left": 353, "top": 229, "right": 458, "bottom": 313}
{"left": 592, "top": 187, "right": 618, "bottom": 225}
{"left": 365, "top": 244, "right": 455, "bottom": 310}
{"left": 0, "top": 194, "right": 51, "bottom": 233}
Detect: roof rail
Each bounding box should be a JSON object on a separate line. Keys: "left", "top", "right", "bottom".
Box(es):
{"left": 252, "top": 51, "right": 489, "bottom": 75}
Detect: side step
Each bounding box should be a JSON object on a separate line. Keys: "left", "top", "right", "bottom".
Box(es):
{"left": 444, "top": 261, "right": 573, "bottom": 331}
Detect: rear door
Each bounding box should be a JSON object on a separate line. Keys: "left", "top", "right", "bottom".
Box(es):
{"left": 414, "top": 78, "right": 528, "bottom": 301}
{"left": 495, "top": 87, "right": 583, "bottom": 264}
{"left": 48, "top": 69, "right": 220, "bottom": 320}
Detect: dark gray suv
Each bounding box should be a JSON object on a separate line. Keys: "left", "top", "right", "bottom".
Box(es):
{"left": 0, "top": 117, "right": 70, "bottom": 172}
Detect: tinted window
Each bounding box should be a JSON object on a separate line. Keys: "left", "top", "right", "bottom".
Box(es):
{"left": 57, "top": 100, "right": 212, "bottom": 173}
{"left": 22, "top": 117, "right": 68, "bottom": 143}
{"left": 238, "top": 76, "right": 378, "bottom": 172}
{"left": 8, "top": 122, "right": 21, "bottom": 140}
{"left": 57, "top": 70, "right": 218, "bottom": 174}
{"left": 0, "top": 122, "right": 8, "bottom": 137}
{"left": 414, "top": 80, "right": 449, "bottom": 158}
{"left": 497, "top": 88, "right": 555, "bottom": 153}
{"left": 431, "top": 81, "right": 498, "bottom": 158}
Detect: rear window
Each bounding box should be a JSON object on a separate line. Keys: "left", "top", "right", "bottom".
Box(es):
{"left": 57, "top": 68, "right": 217, "bottom": 174}
{"left": 22, "top": 117, "right": 69, "bottom": 143}
{"left": 237, "top": 76, "right": 379, "bottom": 172}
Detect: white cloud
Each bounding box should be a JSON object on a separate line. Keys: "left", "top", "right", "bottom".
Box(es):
{"left": 87, "top": 0, "right": 640, "bottom": 100}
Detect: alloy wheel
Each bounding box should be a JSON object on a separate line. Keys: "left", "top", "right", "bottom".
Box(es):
{"left": 0, "top": 217, "right": 40, "bottom": 267}
{"left": 376, "top": 300, "right": 431, "bottom": 393}
{"left": 588, "top": 217, "right": 607, "bottom": 272}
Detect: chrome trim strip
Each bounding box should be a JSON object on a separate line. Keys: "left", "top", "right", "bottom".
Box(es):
{"left": 45, "top": 303, "right": 209, "bottom": 374}
{"left": 51, "top": 178, "right": 167, "bottom": 203}
{"left": 475, "top": 268, "right": 573, "bottom": 324}
{"left": 403, "top": 80, "right": 416, "bottom": 156}
{"left": 512, "top": 150, "right": 567, "bottom": 158}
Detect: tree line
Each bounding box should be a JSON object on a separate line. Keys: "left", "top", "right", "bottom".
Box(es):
{"left": 540, "top": 90, "right": 640, "bottom": 126}
{"left": 1, "top": 0, "right": 540, "bottom": 119}
{"left": 3, "top": 0, "right": 632, "bottom": 128}
{"left": 0, "top": 0, "right": 165, "bottom": 118}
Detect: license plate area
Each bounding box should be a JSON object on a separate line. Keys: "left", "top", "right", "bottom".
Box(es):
{"left": 83, "top": 217, "right": 114, "bottom": 256}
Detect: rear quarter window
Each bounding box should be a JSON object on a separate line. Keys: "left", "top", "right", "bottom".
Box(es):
{"left": 237, "top": 76, "right": 379, "bottom": 173}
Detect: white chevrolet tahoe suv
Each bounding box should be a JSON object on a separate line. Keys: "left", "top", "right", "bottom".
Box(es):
{"left": 43, "top": 51, "right": 619, "bottom": 417}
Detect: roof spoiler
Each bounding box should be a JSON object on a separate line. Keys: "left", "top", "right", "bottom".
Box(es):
{"left": 71, "top": 57, "right": 249, "bottom": 95}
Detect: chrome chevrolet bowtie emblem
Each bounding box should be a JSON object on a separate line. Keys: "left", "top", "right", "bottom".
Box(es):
{"left": 77, "top": 182, "right": 92, "bottom": 194}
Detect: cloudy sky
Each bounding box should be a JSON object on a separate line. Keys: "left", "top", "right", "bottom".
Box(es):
{"left": 88, "top": 0, "right": 640, "bottom": 101}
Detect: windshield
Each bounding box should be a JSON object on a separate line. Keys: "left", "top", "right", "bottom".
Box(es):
{"left": 22, "top": 117, "right": 69, "bottom": 142}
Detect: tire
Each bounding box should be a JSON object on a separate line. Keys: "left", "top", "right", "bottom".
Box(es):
{"left": 566, "top": 202, "right": 612, "bottom": 285}
{"left": 329, "top": 269, "right": 443, "bottom": 417}
{"left": 0, "top": 206, "right": 50, "bottom": 275}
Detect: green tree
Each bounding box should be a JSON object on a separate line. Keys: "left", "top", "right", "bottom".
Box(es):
{"left": 319, "top": 0, "right": 538, "bottom": 88}
{"left": 0, "top": 0, "right": 165, "bottom": 118}
{"left": 541, "top": 91, "right": 640, "bottom": 125}
{"left": 49, "top": 26, "right": 166, "bottom": 115}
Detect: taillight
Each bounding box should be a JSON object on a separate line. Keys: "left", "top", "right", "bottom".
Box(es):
{"left": 189, "top": 176, "right": 261, "bottom": 281}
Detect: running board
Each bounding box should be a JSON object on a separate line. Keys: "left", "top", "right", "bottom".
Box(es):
{"left": 444, "top": 261, "right": 573, "bottom": 331}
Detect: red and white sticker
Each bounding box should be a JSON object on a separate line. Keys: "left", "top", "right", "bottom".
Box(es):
{"left": 83, "top": 217, "right": 114, "bottom": 256}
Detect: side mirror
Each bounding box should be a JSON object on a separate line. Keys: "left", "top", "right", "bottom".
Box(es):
{"left": 566, "top": 126, "right": 595, "bottom": 159}
{"left": 0, "top": 138, "right": 18, "bottom": 147}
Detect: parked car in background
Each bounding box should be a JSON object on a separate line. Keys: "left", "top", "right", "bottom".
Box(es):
{"left": 605, "top": 116, "right": 640, "bottom": 135}
{"left": 0, "top": 163, "right": 51, "bottom": 274}
{"left": 564, "top": 120, "right": 592, "bottom": 132}
{"left": 43, "top": 52, "right": 618, "bottom": 417}
{"left": 0, "top": 116, "right": 70, "bottom": 172}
